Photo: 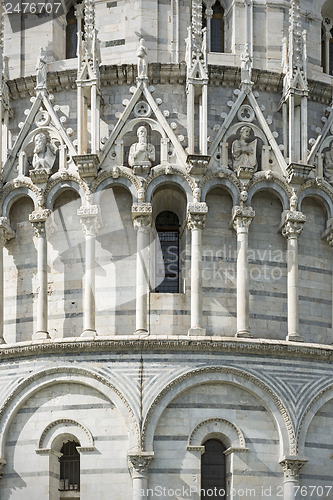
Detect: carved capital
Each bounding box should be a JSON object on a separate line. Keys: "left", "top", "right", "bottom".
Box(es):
{"left": 232, "top": 206, "right": 255, "bottom": 232}
{"left": 281, "top": 210, "right": 306, "bottom": 239}
{"left": 0, "top": 217, "right": 15, "bottom": 245}
{"left": 128, "top": 452, "right": 154, "bottom": 479}
{"left": 279, "top": 456, "right": 308, "bottom": 479}
{"left": 187, "top": 212, "right": 207, "bottom": 231}
{"left": 29, "top": 209, "right": 51, "bottom": 237}
{"left": 77, "top": 205, "right": 101, "bottom": 238}
{"left": 133, "top": 215, "right": 152, "bottom": 234}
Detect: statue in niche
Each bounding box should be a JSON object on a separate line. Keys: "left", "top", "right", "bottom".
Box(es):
{"left": 240, "top": 43, "right": 253, "bottom": 84}
{"left": 32, "top": 132, "right": 56, "bottom": 173}
{"left": 36, "top": 47, "right": 47, "bottom": 89}
{"left": 232, "top": 126, "right": 257, "bottom": 172}
{"left": 324, "top": 145, "right": 333, "bottom": 184}
{"left": 137, "top": 38, "right": 148, "bottom": 79}
{"left": 129, "top": 126, "right": 155, "bottom": 175}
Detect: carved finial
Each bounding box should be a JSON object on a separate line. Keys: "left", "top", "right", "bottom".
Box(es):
{"left": 36, "top": 47, "right": 47, "bottom": 90}
{"left": 241, "top": 43, "right": 253, "bottom": 84}
{"left": 137, "top": 38, "right": 148, "bottom": 80}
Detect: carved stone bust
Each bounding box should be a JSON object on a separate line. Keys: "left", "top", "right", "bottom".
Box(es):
{"left": 32, "top": 132, "right": 56, "bottom": 173}
{"left": 232, "top": 126, "right": 257, "bottom": 172}
{"left": 128, "top": 126, "right": 155, "bottom": 175}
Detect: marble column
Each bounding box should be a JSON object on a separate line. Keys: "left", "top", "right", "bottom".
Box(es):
{"left": 323, "top": 222, "right": 333, "bottom": 343}
{"left": 132, "top": 207, "right": 152, "bottom": 335}
{"left": 232, "top": 206, "right": 255, "bottom": 338}
{"left": 29, "top": 209, "right": 51, "bottom": 340}
{"left": 128, "top": 452, "right": 154, "bottom": 500}
{"left": 279, "top": 456, "right": 307, "bottom": 500}
{"left": 0, "top": 218, "right": 15, "bottom": 344}
{"left": 281, "top": 210, "right": 306, "bottom": 342}
{"left": 187, "top": 203, "right": 208, "bottom": 336}
{"left": 77, "top": 205, "right": 101, "bottom": 337}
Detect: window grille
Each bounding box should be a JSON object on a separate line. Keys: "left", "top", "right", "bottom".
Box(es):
{"left": 201, "top": 439, "right": 226, "bottom": 498}
{"left": 155, "top": 211, "right": 180, "bottom": 293}
{"left": 59, "top": 440, "right": 80, "bottom": 491}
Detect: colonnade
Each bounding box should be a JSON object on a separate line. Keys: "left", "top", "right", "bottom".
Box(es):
{"left": 0, "top": 195, "right": 331, "bottom": 342}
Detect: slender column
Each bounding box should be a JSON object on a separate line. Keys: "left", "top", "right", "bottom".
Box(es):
{"left": 0, "top": 218, "right": 15, "bottom": 344}
{"left": 232, "top": 206, "right": 255, "bottom": 338}
{"left": 91, "top": 83, "right": 97, "bottom": 154}
{"left": 77, "top": 83, "right": 83, "bottom": 154}
{"left": 279, "top": 456, "right": 307, "bottom": 500}
{"left": 128, "top": 453, "right": 154, "bottom": 500}
{"left": 205, "top": 9, "right": 213, "bottom": 52}
{"left": 282, "top": 102, "right": 288, "bottom": 160}
{"left": 133, "top": 211, "right": 152, "bottom": 334}
{"left": 289, "top": 93, "right": 294, "bottom": 162}
{"left": 281, "top": 210, "right": 306, "bottom": 342}
{"left": 201, "top": 83, "right": 208, "bottom": 155}
{"left": 29, "top": 210, "right": 51, "bottom": 340}
{"left": 187, "top": 83, "right": 195, "bottom": 154}
{"left": 323, "top": 223, "right": 333, "bottom": 343}
{"left": 301, "top": 96, "right": 307, "bottom": 163}
{"left": 187, "top": 203, "right": 208, "bottom": 336}
{"left": 325, "top": 30, "right": 331, "bottom": 74}
{"left": 78, "top": 205, "right": 101, "bottom": 337}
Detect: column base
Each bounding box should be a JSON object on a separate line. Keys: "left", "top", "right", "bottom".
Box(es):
{"left": 286, "top": 333, "right": 303, "bottom": 342}
{"left": 235, "top": 330, "right": 253, "bottom": 338}
{"left": 0, "top": 337, "right": 5, "bottom": 344}
{"left": 33, "top": 331, "right": 50, "bottom": 340}
{"left": 188, "top": 327, "right": 206, "bottom": 336}
{"left": 81, "top": 329, "right": 97, "bottom": 337}
{"left": 135, "top": 329, "right": 149, "bottom": 336}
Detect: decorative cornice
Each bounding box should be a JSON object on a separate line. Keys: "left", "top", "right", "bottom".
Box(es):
{"left": 6, "top": 66, "right": 332, "bottom": 104}
{"left": 0, "top": 337, "right": 333, "bottom": 362}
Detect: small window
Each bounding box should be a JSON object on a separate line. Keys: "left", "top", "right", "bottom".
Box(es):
{"left": 59, "top": 440, "right": 80, "bottom": 491}
{"left": 201, "top": 439, "right": 226, "bottom": 498}
{"left": 211, "top": 2, "right": 224, "bottom": 53}
{"left": 155, "top": 211, "right": 180, "bottom": 293}
{"left": 66, "top": 6, "right": 77, "bottom": 59}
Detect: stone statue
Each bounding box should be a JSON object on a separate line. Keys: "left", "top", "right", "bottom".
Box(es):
{"left": 324, "top": 146, "right": 333, "bottom": 184}
{"left": 137, "top": 38, "right": 148, "bottom": 79}
{"left": 36, "top": 48, "right": 47, "bottom": 89}
{"left": 241, "top": 43, "right": 253, "bottom": 84}
{"left": 129, "top": 126, "right": 155, "bottom": 175}
{"left": 232, "top": 126, "right": 257, "bottom": 171}
{"left": 32, "top": 132, "right": 56, "bottom": 173}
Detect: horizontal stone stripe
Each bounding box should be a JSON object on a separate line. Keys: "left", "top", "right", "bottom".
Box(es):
{"left": 298, "top": 265, "right": 332, "bottom": 276}
{"left": 299, "top": 319, "right": 332, "bottom": 328}
{"left": 203, "top": 287, "right": 236, "bottom": 293}
{"left": 301, "top": 474, "right": 333, "bottom": 481}
{"left": 233, "top": 470, "right": 281, "bottom": 478}
{"left": 250, "top": 290, "right": 286, "bottom": 298}
{"left": 249, "top": 260, "right": 286, "bottom": 268}
{"left": 246, "top": 438, "right": 279, "bottom": 445}
{"left": 305, "top": 442, "right": 333, "bottom": 450}
{"left": 299, "top": 296, "right": 332, "bottom": 305}
{"left": 150, "top": 468, "right": 198, "bottom": 474}
{"left": 203, "top": 311, "right": 236, "bottom": 317}
{"left": 316, "top": 411, "right": 333, "bottom": 418}
{"left": 250, "top": 313, "right": 287, "bottom": 322}
{"left": 95, "top": 435, "right": 128, "bottom": 441}
{"left": 167, "top": 403, "right": 266, "bottom": 411}
{"left": 80, "top": 468, "right": 128, "bottom": 474}
{"left": 154, "top": 435, "right": 188, "bottom": 441}
{"left": 18, "top": 403, "right": 113, "bottom": 414}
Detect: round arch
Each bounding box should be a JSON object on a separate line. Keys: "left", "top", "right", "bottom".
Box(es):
{"left": 298, "top": 188, "right": 333, "bottom": 220}
{"left": 297, "top": 381, "right": 333, "bottom": 455}
{"left": 0, "top": 366, "right": 140, "bottom": 458}
{"left": 142, "top": 366, "right": 293, "bottom": 455}
{"left": 188, "top": 418, "right": 246, "bottom": 450}
{"left": 201, "top": 177, "right": 240, "bottom": 205}
{"left": 93, "top": 177, "right": 137, "bottom": 204}
{"left": 247, "top": 181, "right": 290, "bottom": 211}
{"left": 146, "top": 175, "right": 193, "bottom": 204}
{"left": 46, "top": 180, "right": 85, "bottom": 210}
{"left": 2, "top": 188, "right": 39, "bottom": 218}
{"left": 38, "top": 418, "right": 94, "bottom": 451}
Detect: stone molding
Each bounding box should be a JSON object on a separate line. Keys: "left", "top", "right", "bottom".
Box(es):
{"left": 188, "top": 417, "right": 246, "bottom": 449}
{"left": 140, "top": 365, "right": 295, "bottom": 454}
{"left": 0, "top": 337, "right": 332, "bottom": 362}
{"left": 38, "top": 418, "right": 94, "bottom": 450}
{"left": 6, "top": 65, "right": 333, "bottom": 105}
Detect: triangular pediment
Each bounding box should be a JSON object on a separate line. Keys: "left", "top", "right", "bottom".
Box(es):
{"left": 208, "top": 88, "right": 287, "bottom": 176}
{"left": 2, "top": 89, "right": 76, "bottom": 183}
{"left": 99, "top": 81, "right": 187, "bottom": 170}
